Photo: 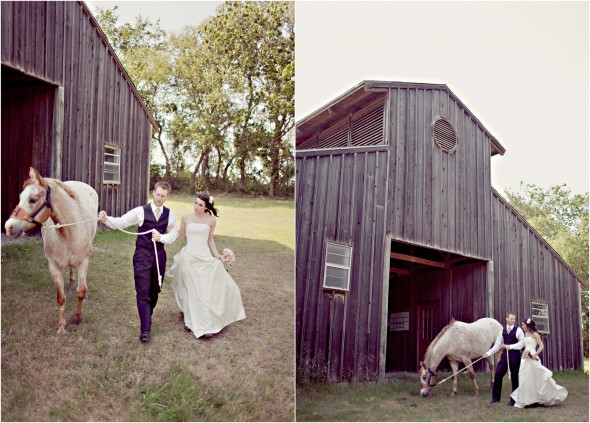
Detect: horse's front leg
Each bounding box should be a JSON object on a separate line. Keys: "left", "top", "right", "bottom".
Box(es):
{"left": 71, "top": 257, "right": 89, "bottom": 325}
{"left": 48, "top": 261, "right": 67, "bottom": 334}
{"left": 462, "top": 357, "right": 480, "bottom": 395}
{"left": 449, "top": 361, "right": 459, "bottom": 396}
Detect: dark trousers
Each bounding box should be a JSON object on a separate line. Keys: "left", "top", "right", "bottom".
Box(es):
{"left": 492, "top": 353, "right": 520, "bottom": 401}
{"left": 133, "top": 250, "right": 166, "bottom": 332}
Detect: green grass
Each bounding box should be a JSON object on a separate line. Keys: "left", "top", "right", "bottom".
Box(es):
{"left": 296, "top": 370, "right": 589, "bottom": 422}
{"left": 167, "top": 193, "right": 294, "bottom": 250}
{"left": 1, "top": 195, "right": 294, "bottom": 421}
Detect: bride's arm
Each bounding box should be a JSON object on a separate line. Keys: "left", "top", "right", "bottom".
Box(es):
{"left": 207, "top": 219, "right": 220, "bottom": 258}
{"left": 532, "top": 332, "right": 544, "bottom": 358}
{"left": 177, "top": 215, "right": 187, "bottom": 241}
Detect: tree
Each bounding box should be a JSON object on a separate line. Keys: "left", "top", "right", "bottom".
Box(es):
{"left": 504, "top": 183, "right": 589, "bottom": 356}
{"left": 199, "top": 1, "right": 295, "bottom": 194}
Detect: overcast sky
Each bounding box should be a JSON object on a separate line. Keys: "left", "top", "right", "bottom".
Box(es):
{"left": 295, "top": 1, "right": 589, "bottom": 196}
{"left": 86, "top": 1, "right": 222, "bottom": 33}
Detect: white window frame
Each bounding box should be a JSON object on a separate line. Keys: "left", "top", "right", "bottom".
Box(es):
{"left": 322, "top": 242, "right": 352, "bottom": 292}
{"left": 103, "top": 144, "right": 121, "bottom": 184}
{"left": 531, "top": 300, "right": 550, "bottom": 334}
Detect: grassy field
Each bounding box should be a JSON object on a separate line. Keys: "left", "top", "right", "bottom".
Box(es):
{"left": 1, "top": 194, "right": 294, "bottom": 421}
{"left": 296, "top": 369, "right": 589, "bottom": 422}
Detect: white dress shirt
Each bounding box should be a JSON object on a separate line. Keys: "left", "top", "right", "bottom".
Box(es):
{"left": 103, "top": 203, "right": 179, "bottom": 245}
{"left": 485, "top": 325, "right": 525, "bottom": 357}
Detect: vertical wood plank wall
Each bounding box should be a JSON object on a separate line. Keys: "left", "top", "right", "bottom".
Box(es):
{"left": 1, "top": 1, "right": 153, "bottom": 222}
{"left": 386, "top": 87, "right": 493, "bottom": 260}
{"left": 296, "top": 149, "right": 389, "bottom": 381}
{"left": 491, "top": 189, "right": 582, "bottom": 370}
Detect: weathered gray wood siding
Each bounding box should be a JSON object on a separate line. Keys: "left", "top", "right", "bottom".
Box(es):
{"left": 296, "top": 147, "right": 389, "bottom": 381}
{"left": 491, "top": 189, "right": 583, "bottom": 370}
{"left": 386, "top": 87, "right": 492, "bottom": 260}
{"left": 1, "top": 1, "right": 153, "bottom": 223}
{"left": 386, "top": 263, "right": 488, "bottom": 372}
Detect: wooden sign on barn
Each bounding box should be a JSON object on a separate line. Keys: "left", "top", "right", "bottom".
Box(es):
{"left": 295, "top": 81, "right": 586, "bottom": 382}
{"left": 1, "top": 1, "right": 158, "bottom": 225}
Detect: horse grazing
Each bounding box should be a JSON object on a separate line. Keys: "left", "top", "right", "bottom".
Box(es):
{"left": 5, "top": 167, "right": 98, "bottom": 334}
{"left": 418, "top": 317, "right": 502, "bottom": 397}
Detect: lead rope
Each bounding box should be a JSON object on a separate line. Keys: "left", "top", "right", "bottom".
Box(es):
{"left": 437, "top": 355, "right": 488, "bottom": 385}
{"left": 43, "top": 216, "right": 163, "bottom": 289}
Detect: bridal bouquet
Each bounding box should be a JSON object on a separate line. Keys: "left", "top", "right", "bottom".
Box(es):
{"left": 221, "top": 248, "right": 235, "bottom": 266}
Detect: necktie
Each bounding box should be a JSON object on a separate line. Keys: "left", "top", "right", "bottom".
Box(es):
{"left": 154, "top": 208, "right": 161, "bottom": 221}
{"left": 508, "top": 326, "right": 512, "bottom": 332}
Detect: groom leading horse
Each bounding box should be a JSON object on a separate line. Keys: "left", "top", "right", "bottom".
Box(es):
{"left": 483, "top": 311, "right": 525, "bottom": 406}
{"left": 98, "top": 182, "right": 178, "bottom": 343}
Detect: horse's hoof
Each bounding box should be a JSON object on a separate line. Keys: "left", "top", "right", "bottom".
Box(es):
{"left": 475, "top": 391, "right": 480, "bottom": 396}
{"left": 70, "top": 315, "right": 82, "bottom": 325}
{"left": 57, "top": 327, "right": 67, "bottom": 335}
{"left": 449, "top": 392, "right": 457, "bottom": 397}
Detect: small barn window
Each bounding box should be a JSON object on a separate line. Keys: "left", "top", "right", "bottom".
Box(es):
{"left": 103, "top": 144, "right": 121, "bottom": 184}
{"left": 389, "top": 312, "right": 409, "bottom": 331}
{"left": 531, "top": 301, "right": 550, "bottom": 334}
{"left": 323, "top": 242, "right": 352, "bottom": 291}
{"left": 432, "top": 117, "right": 457, "bottom": 153}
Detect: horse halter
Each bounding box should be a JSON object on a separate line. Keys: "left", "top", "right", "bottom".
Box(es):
{"left": 10, "top": 185, "right": 52, "bottom": 226}
{"left": 423, "top": 367, "right": 437, "bottom": 388}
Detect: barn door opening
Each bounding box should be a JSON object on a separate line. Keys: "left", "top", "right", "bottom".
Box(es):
{"left": 417, "top": 301, "right": 440, "bottom": 365}
{"left": 1, "top": 65, "right": 62, "bottom": 225}
{"left": 383, "top": 239, "right": 488, "bottom": 374}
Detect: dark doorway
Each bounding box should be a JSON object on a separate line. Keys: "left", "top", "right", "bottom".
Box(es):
{"left": 1, "top": 65, "right": 57, "bottom": 225}
{"left": 417, "top": 301, "right": 440, "bottom": 365}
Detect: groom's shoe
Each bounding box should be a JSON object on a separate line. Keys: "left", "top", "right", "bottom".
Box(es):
{"left": 507, "top": 399, "right": 515, "bottom": 406}
{"left": 140, "top": 331, "right": 150, "bottom": 343}
{"left": 490, "top": 400, "right": 499, "bottom": 404}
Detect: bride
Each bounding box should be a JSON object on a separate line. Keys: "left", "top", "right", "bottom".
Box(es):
{"left": 170, "top": 193, "right": 246, "bottom": 338}
{"left": 510, "top": 318, "right": 568, "bottom": 408}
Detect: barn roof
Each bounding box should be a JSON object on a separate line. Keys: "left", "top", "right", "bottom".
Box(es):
{"left": 80, "top": 1, "right": 159, "bottom": 134}
{"left": 296, "top": 80, "right": 506, "bottom": 156}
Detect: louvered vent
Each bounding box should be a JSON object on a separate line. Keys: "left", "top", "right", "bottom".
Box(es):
{"left": 433, "top": 118, "right": 457, "bottom": 153}
{"left": 318, "top": 125, "right": 348, "bottom": 149}
{"left": 351, "top": 104, "right": 385, "bottom": 146}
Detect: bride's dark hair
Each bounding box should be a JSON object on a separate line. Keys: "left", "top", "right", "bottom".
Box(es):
{"left": 197, "top": 193, "right": 219, "bottom": 217}
{"left": 522, "top": 318, "right": 538, "bottom": 333}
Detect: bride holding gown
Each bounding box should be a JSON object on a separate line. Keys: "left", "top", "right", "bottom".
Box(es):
{"left": 510, "top": 318, "right": 568, "bottom": 408}
{"left": 170, "top": 193, "right": 246, "bottom": 338}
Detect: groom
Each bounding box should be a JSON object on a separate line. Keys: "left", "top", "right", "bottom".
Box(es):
{"left": 483, "top": 311, "right": 525, "bottom": 405}
{"left": 99, "top": 182, "right": 178, "bottom": 343}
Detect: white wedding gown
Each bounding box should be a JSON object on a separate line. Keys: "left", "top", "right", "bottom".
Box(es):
{"left": 170, "top": 223, "right": 246, "bottom": 338}
{"left": 510, "top": 335, "right": 568, "bottom": 408}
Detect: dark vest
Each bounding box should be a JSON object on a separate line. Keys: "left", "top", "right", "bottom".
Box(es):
{"left": 502, "top": 326, "right": 520, "bottom": 363}
{"left": 136, "top": 205, "right": 169, "bottom": 257}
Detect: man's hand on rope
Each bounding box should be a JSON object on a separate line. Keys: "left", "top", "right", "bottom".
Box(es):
{"left": 98, "top": 210, "right": 107, "bottom": 223}
{"left": 151, "top": 229, "right": 162, "bottom": 242}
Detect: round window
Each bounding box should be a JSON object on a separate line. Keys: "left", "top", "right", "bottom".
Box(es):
{"left": 433, "top": 117, "right": 457, "bottom": 153}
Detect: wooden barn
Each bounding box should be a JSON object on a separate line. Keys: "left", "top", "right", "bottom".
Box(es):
{"left": 295, "top": 80, "right": 587, "bottom": 382}
{"left": 1, "top": 1, "right": 158, "bottom": 225}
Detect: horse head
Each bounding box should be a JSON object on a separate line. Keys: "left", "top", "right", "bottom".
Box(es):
{"left": 419, "top": 361, "right": 437, "bottom": 398}
{"left": 5, "top": 167, "right": 53, "bottom": 238}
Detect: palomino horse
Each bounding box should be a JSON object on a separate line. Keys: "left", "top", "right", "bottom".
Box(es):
{"left": 5, "top": 167, "right": 98, "bottom": 334}
{"left": 419, "top": 317, "right": 502, "bottom": 397}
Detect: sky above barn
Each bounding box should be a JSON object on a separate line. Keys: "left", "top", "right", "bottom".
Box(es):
{"left": 86, "top": 1, "right": 222, "bottom": 33}
{"left": 295, "top": 1, "right": 589, "bottom": 196}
